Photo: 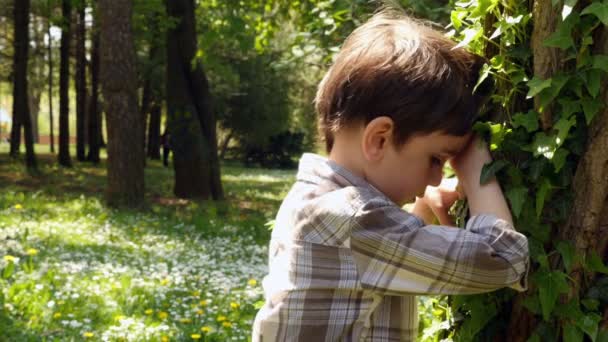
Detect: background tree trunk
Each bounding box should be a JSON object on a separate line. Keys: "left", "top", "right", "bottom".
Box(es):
{"left": 87, "top": 15, "right": 101, "bottom": 164}
{"left": 99, "top": 0, "right": 144, "bottom": 207}
{"left": 47, "top": 0, "right": 55, "bottom": 153}
{"left": 58, "top": 0, "right": 72, "bottom": 167}
{"left": 165, "top": 0, "right": 223, "bottom": 199}
{"left": 75, "top": 3, "right": 87, "bottom": 161}
{"left": 11, "top": 0, "right": 36, "bottom": 169}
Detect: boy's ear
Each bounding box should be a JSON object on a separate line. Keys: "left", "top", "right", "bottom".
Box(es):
{"left": 361, "top": 116, "right": 394, "bottom": 162}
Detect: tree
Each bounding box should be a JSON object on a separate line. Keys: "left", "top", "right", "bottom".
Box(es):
{"left": 165, "top": 0, "right": 223, "bottom": 200}
{"left": 414, "top": 1, "right": 608, "bottom": 341}
{"left": 10, "top": 0, "right": 37, "bottom": 170}
{"left": 87, "top": 5, "right": 101, "bottom": 164}
{"left": 99, "top": 0, "right": 144, "bottom": 207}
{"left": 47, "top": 0, "right": 55, "bottom": 153}
{"left": 58, "top": 0, "right": 71, "bottom": 167}
{"left": 75, "top": 0, "right": 87, "bottom": 161}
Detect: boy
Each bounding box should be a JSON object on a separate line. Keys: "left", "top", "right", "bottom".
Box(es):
{"left": 253, "top": 9, "right": 529, "bottom": 342}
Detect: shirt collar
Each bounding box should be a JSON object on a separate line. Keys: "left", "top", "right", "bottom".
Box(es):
{"left": 296, "top": 153, "right": 374, "bottom": 189}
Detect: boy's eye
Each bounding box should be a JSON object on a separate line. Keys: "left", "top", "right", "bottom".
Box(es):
{"left": 431, "top": 156, "right": 443, "bottom": 167}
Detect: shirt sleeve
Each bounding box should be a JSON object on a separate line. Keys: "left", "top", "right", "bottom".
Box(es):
{"left": 349, "top": 196, "right": 529, "bottom": 295}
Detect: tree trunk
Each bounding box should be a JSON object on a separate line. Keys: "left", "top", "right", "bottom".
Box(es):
{"left": 99, "top": 0, "right": 144, "bottom": 207}
{"left": 530, "top": 0, "right": 564, "bottom": 130}
{"left": 11, "top": 0, "right": 36, "bottom": 169}
{"left": 87, "top": 16, "right": 101, "bottom": 164}
{"left": 58, "top": 0, "right": 72, "bottom": 167}
{"left": 146, "top": 93, "right": 162, "bottom": 160}
{"left": 75, "top": 3, "right": 87, "bottom": 161}
{"left": 28, "top": 91, "right": 40, "bottom": 144}
{"left": 166, "top": 0, "right": 224, "bottom": 200}
{"left": 48, "top": 0, "right": 55, "bottom": 153}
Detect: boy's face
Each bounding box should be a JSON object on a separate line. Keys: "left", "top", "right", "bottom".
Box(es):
{"left": 363, "top": 126, "right": 471, "bottom": 206}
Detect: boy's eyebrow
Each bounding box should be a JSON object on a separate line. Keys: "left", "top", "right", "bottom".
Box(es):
{"left": 441, "top": 148, "right": 461, "bottom": 157}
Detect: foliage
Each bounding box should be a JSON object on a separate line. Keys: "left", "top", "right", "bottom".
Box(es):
{"left": 414, "top": 0, "right": 608, "bottom": 341}
{"left": 0, "top": 153, "right": 295, "bottom": 341}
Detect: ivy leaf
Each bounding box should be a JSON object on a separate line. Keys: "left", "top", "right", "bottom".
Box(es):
{"left": 480, "top": 160, "right": 508, "bottom": 185}
{"left": 576, "top": 313, "right": 601, "bottom": 341}
{"left": 563, "top": 323, "right": 584, "bottom": 342}
{"left": 534, "top": 269, "right": 569, "bottom": 321}
{"left": 544, "top": 26, "right": 574, "bottom": 49}
{"left": 581, "top": 98, "right": 603, "bottom": 124}
{"left": 526, "top": 77, "right": 552, "bottom": 99}
{"left": 473, "top": 63, "right": 491, "bottom": 93}
{"left": 506, "top": 187, "right": 527, "bottom": 218}
{"left": 554, "top": 115, "right": 576, "bottom": 146}
{"left": 539, "top": 74, "right": 570, "bottom": 109}
{"left": 558, "top": 98, "right": 581, "bottom": 118}
{"left": 536, "top": 178, "right": 552, "bottom": 218}
{"left": 455, "top": 27, "right": 482, "bottom": 49}
{"left": 586, "top": 70, "right": 602, "bottom": 98}
{"left": 591, "top": 55, "right": 608, "bottom": 72}
{"left": 586, "top": 250, "right": 608, "bottom": 274}
{"left": 562, "top": 0, "right": 578, "bottom": 20}
{"left": 581, "top": 2, "right": 608, "bottom": 26}
{"left": 555, "top": 240, "right": 576, "bottom": 273}
{"left": 552, "top": 148, "right": 569, "bottom": 172}
{"left": 512, "top": 110, "right": 539, "bottom": 132}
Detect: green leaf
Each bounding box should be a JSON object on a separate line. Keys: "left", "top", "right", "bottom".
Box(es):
{"left": 592, "top": 55, "right": 608, "bottom": 72}
{"left": 473, "top": 63, "right": 491, "bottom": 93}
{"left": 506, "top": 187, "right": 527, "bottom": 218}
{"left": 544, "top": 27, "right": 574, "bottom": 49}
{"left": 536, "top": 178, "right": 552, "bottom": 218}
{"left": 562, "top": 0, "right": 578, "bottom": 20}
{"left": 555, "top": 240, "right": 576, "bottom": 273}
{"left": 554, "top": 116, "right": 576, "bottom": 146}
{"left": 455, "top": 27, "right": 482, "bottom": 49}
{"left": 527, "top": 77, "right": 552, "bottom": 99}
{"left": 581, "top": 2, "right": 608, "bottom": 26}
{"left": 512, "top": 110, "right": 539, "bottom": 132}
{"left": 480, "top": 160, "right": 508, "bottom": 185}
{"left": 534, "top": 269, "right": 569, "bottom": 321}
{"left": 581, "top": 299, "right": 600, "bottom": 311}
{"left": 586, "top": 250, "right": 608, "bottom": 274}
{"left": 564, "top": 323, "right": 584, "bottom": 342}
{"left": 539, "top": 74, "right": 570, "bottom": 109}
{"left": 558, "top": 98, "right": 581, "bottom": 118}
{"left": 522, "top": 295, "right": 541, "bottom": 315}
{"left": 586, "top": 70, "right": 602, "bottom": 98}
{"left": 581, "top": 98, "right": 603, "bottom": 124}
{"left": 552, "top": 148, "right": 569, "bottom": 172}
{"left": 576, "top": 313, "right": 601, "bottom": 341}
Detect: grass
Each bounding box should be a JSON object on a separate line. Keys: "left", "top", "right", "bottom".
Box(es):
{"left": 0, "top": 148, "right": 295, "bottom": 341}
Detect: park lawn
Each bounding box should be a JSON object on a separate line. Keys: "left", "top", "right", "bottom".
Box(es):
{"left": 0, "top": 152, "right": 295, "bottom": 341}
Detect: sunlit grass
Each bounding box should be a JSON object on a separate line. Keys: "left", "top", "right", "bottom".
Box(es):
{"left": 0, "top": 151, "right": 294, "bottom": 341}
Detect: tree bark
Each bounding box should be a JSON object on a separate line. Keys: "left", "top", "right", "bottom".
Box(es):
{"left": 531, "top": 0, "right": 564, "bottom": 130}
{"left": 557, "top": 26, "right": 608, "bottom": 295}
{"left": 99, "top": 0, "right": 144, "bottom": 207}
{"left": 166, "top": 0, "right": 224, "bottom": 199}
{"left": 11, "top": 0, "right": 36, "bottom": 169}
{"left": 47, "top": 0, "right": 55, "bottom": 153}
{"left": 58, "top": 0, "right": 72, "bottom": 167}
{"left": 87, "top": 15, "right": 101, "bottom": 164}
{"left": 75, "top": 3, "right": 87, "bottom": 161}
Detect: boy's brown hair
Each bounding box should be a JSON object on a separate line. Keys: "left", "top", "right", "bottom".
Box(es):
{"left": 315, "top": 9, "right": 492, "bottom": 152}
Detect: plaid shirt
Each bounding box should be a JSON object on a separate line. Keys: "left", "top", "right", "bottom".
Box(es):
{"left": 253, "top": 153, "right": 529, "bottom": 341}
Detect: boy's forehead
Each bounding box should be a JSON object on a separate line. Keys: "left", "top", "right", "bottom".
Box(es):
{"left": 412, "top": 132, "right": 471, "bottom": 153}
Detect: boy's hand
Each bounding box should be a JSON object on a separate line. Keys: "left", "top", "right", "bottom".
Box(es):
{"left": 416, "top": 177, "right": 462, "bottom": 226}
{"left": 449, "top": 136, "right": 492, "bottom": 194}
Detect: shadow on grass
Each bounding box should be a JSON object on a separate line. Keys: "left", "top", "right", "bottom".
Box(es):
{"left": 0, "top": 153, "right": 295, "bottom": 244}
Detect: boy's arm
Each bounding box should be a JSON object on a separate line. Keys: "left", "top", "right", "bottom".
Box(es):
{"left": 350, "top": 137, "right": 529, "bottom": 295}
